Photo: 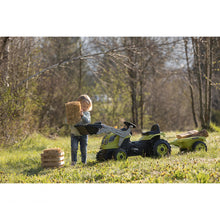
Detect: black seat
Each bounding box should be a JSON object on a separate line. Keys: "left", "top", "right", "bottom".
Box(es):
{"left": 142, "top": 124, "right": 160, "bottom": 135}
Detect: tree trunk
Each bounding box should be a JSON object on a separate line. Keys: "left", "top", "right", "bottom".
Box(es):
{"left": 0, "top": 37, "right": 9, "bottom": 59}
{"left": 140, "top": 77, "right": 144, "bottom": 129}
{"left": 130, "top": 78, "right": 138, "bottom": 126}
{"left": 78, "top": 39, "right": 82, "bottom": 95}
{"left": 206, "top": 38, "right": 213, "bottom": 127}
{"left": 0, "top": 37, "right": 9, "bottom": 86}
{"left": 193, "top": 37, "right": 205, "bottom": 128}
{"left": 184, "top": 37, "right": 198, "bottom": 128}
{"left": 126, "top": 37, "right": 139, "bottom": 126}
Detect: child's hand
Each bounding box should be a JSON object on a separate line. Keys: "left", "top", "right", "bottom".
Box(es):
{"left": 80, "top": 110, "right": 83, "bottom": 117}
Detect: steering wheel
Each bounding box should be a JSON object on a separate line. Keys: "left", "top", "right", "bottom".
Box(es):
{"left": 124, "top": 121, "right": 136, "bottom": 129}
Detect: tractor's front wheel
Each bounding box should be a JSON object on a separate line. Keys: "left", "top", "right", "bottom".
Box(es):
{"left": 114, "top": 148, "right": 127, "bottom": 161}
{"left": 153, "top": 139, "right": 171, "bottom": 157}
{"left": 192, "top": 141, "right": 207, "bottom": 152}
{"left": 96, "top": 150, "right": 107, "bottom": 162}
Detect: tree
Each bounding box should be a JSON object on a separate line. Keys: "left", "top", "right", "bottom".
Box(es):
{"left": 191, "top": 37, "right": 214, "bottom": 129}
{"left": 0, "top": 37, "right": 42, "bottom": 146}
{"left": 87, "top": 37, "right": 176, "bottom": 129}
{"left": 36, "top": 37, "right": 82, "bottom": 131}
{"left": 184, "top": 37, "right": 198, "bottom": 127}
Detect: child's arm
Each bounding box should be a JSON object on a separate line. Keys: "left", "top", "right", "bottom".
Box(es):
{"left": 81, "top": 111, "right": 91, "bottom": 124}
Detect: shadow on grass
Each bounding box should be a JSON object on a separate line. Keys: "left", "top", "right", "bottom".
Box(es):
{"left": 86, "top": 161, "right": 99, "bottom": 167}
{"left": 23, "top": 161, "right": 100, "bottom": 175}
{"left": 23, "top": 166, "right": 43, "bottom": 176}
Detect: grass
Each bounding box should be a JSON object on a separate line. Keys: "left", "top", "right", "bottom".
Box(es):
{"left": 210, "top": 122, "right": 220, "bottom": 132}
{"left": 0, "top": 131, "right": 219, "bottom": 183}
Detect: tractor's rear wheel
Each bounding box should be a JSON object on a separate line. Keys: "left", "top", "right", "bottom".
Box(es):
{"left": 192, "top": 141, "right": 207, "bottom": 152}
{"left": 114, "top": 148, "right": 127, "bottom": 161}
{"left": 153, "top": 139, "right": 171, "bottom": 157}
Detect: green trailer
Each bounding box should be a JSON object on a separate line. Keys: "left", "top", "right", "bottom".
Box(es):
{"left": 170, "top": 136, "right": 207, "bottom": 152}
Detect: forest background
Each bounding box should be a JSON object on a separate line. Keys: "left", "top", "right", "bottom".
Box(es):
{"left": 1, "top": 37, "right": 220, "bottom": 147}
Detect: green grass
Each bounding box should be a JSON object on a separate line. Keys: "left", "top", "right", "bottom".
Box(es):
{"left": 0, "top": 132, "right": 219, "bottom": 183}
{"left": 210, "top": 122, "right": 220, "bottom": 132}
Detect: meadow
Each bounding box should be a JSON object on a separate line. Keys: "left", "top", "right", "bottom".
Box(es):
{"left": 0, "top": 131, "right": 219, "bottom": 183}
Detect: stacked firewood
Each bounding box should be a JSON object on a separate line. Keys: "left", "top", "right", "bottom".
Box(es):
{"left": 41, "top": 148, "right": 64, "bottom": 168}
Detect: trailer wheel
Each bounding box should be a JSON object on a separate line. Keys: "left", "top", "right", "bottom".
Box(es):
{"left": 153, "top": 139, "right": 171, "bottom": 157}
{"left": 192, "top": 141, "right": 207, "bottom": 152}
{"left": 114, "top": 148, "right": 127, "bottom": 161}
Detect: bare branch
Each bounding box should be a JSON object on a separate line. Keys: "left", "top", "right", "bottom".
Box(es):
{"left": 15, "top": 45, "right": 131, "bottom": 89}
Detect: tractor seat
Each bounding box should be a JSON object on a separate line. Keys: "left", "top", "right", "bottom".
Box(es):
{"left": 142, "top": 124, "right": 160, "bottom": 135}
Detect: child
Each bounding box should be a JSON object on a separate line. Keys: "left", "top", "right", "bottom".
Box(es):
{"left": 70, "top": 94, "right": 92, "bottom": 166}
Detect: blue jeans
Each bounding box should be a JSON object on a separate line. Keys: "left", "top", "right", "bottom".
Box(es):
{"left": 71, "top": 134, "right": 88, "bottom": 164}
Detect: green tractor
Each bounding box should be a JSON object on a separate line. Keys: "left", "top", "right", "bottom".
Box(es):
{"left": 75, "top": 121, "right": 171, "bottom": 161}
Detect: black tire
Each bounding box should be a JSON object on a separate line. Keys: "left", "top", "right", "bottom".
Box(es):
{"left": 105, "top": 150, "right": 114, "bottom": 160}
{"left": 192, "top": 141, "right": 207, "bottom": 152}
{"left": 153, "top": 139, "right": 171, "bottom": 157}
{"left": 113, "top": 148, "right": 127, "bottom": 161}
{"left": 96, "top": 150, "right": 107, "bottom": 162}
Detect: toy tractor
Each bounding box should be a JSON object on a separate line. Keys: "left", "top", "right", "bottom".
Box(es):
{"left": 170, "top": 129, "right": 208, "bottom": 152}
{"left": 75, "top": 121, "right": 171, "bottom": 161}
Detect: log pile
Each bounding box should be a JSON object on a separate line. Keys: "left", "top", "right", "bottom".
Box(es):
{"left": 65, "top": 101, "right": 81, "bottom": 125}
{"left": 41, "top": 148, "right": 64, "bottom": 168}
{"left": 176, "top": 129, "right": 209, "bottom": 139}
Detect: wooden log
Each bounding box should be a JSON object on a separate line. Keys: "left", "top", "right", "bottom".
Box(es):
{"left": 190, "top": 129, "right": 209, "bottom": 137}
{"left": 176, "top": 129, "right": 208, "bottom": 139}
{"left": 41, "top": 154, "right": 63, "bottom": 159}
{"left": 41, "top": 154, "right": 64, "bottom": 159}
{"left": 176, "top": 130, "right": 198, "bottom": 139}
{"left": 42, "top": 150, "right": 64, "bottom": 157}
{"left": 65, "top": 101, "right": 81, "bottom": 125}
{"left": 43, "top": 148, "right": 62, "bottom": 153}
{"left": 41, "top": 156, "right": 64, "bottom": 162}
{"left": 42, "top": 161, "right": 64, "bottom": 166}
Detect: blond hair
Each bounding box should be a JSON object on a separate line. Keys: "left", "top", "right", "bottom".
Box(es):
{"left": 77, "top": 94, "right": 92, "bottom": 111}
